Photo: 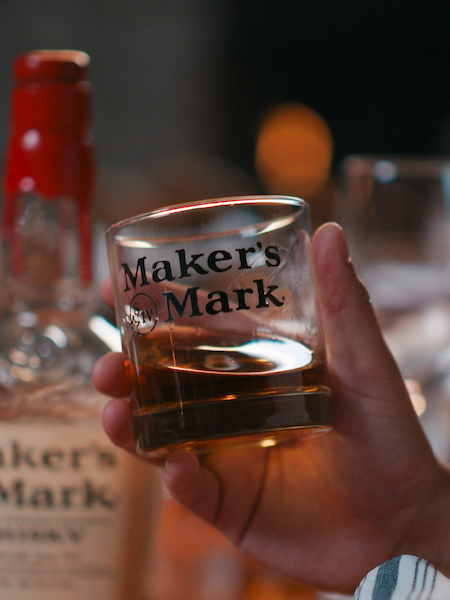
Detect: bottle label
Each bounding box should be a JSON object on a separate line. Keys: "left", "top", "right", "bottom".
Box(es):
{"left": 0, "top": 420, "right": 160, "bottom": 600}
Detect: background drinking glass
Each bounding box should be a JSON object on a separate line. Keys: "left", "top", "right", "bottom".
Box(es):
{"left": 106, "top": 196, "right": 332, "bottom": 461}
{"left": 339, "top": 155, "right": 450, "bottom": 459}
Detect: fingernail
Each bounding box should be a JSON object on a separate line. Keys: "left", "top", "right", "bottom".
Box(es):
{"left": 164, "top": 449, "right": 193, "bottom": 476}
{"left": 337, "top": 226, "right": 351, "bottom": 264}
{"left": 164, "top": 451, "right": 178, "bottom": 475}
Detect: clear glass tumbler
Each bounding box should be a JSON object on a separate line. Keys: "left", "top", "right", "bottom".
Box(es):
{"left": 339, "top": 155, "right": 450, "bottom": 458}
{"left": 106, "top": 196, "right": 332, "bottom": 460}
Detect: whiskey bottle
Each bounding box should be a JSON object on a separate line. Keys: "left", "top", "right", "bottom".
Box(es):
{"left": 0, "top": 50, "right": 160, "bottom": 599}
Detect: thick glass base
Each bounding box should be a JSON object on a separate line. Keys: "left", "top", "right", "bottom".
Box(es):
{"left": 133, "top": 391, "right": 333, "bottom": 463}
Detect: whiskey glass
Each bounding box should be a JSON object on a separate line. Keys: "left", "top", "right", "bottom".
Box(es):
{"left": 339, "top": 155, "right": 450, "bottom": 458}
{"left": 106, "top": 196, "right": 332, "bottom": 460}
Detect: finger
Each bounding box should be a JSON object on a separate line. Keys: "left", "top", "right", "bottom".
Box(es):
{"left": 92, "top": 351, "right": 131, "bottom": 397}
{"left": 163, "top": 450, "right": 222, "bottom": 523}
{"left": 100, "top": 276, "right": 114, "bottom": 308}
{"left": 102, "top": 397, "right": 137, "bottom": 453}
{"left": 311, "top": 223, "right": 390, "bottom": 367}
{"left": 163, "top": 447, "right": 270, "bottom": 543}
{"left": 310, "top": 223, "right": 420, "bottom": 426}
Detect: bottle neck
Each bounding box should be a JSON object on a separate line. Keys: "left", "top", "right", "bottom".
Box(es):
{"left": 1, "top": 71, "right": 95, "bottom": 288}
{"left": 2, "top": 191, "right": 94, "bottom": 320}
{"left": 0, "top": 50, "right": 102, "bottom": 394}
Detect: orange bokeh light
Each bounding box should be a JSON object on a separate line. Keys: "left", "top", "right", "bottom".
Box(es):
{"left": 255, "top": 102, "right": 333, "bottom": 200}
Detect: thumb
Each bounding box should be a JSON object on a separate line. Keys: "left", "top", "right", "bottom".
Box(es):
{"left": 311, "top": 222, "right": 420, "bottom": 429}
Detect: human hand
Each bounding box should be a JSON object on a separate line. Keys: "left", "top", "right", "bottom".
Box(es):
{"left": 92, "top": 222, "right": 450, "bottom": 593}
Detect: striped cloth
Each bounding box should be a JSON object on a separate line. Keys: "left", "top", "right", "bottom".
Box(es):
{"left": 354, "top": 555, "right": 450, "bottom": 599}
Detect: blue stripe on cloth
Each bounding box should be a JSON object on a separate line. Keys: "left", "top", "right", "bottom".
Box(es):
{"left": 372, "top": 556, "right": 401, "bottom": 600}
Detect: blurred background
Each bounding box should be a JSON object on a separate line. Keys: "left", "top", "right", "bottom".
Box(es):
{"left": 2, "top": 2, "right": 450, "bottom": 599}
{"left": 2, "top": 0, "right": 450, "bottom": 227}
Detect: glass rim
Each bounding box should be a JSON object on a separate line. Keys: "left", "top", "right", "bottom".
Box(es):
{"left": 105, "top": 194, "right": 307, "bottom": 237}
{"left": 341, "top": 154, "right": 450, "bottom": 176}
{"left": 343, "top": 153, "right": 450, "bottom": 163}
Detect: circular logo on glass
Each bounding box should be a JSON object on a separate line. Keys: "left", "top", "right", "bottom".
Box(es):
{"left": 128, "top": 293, "right": 158, "bottom": 335}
